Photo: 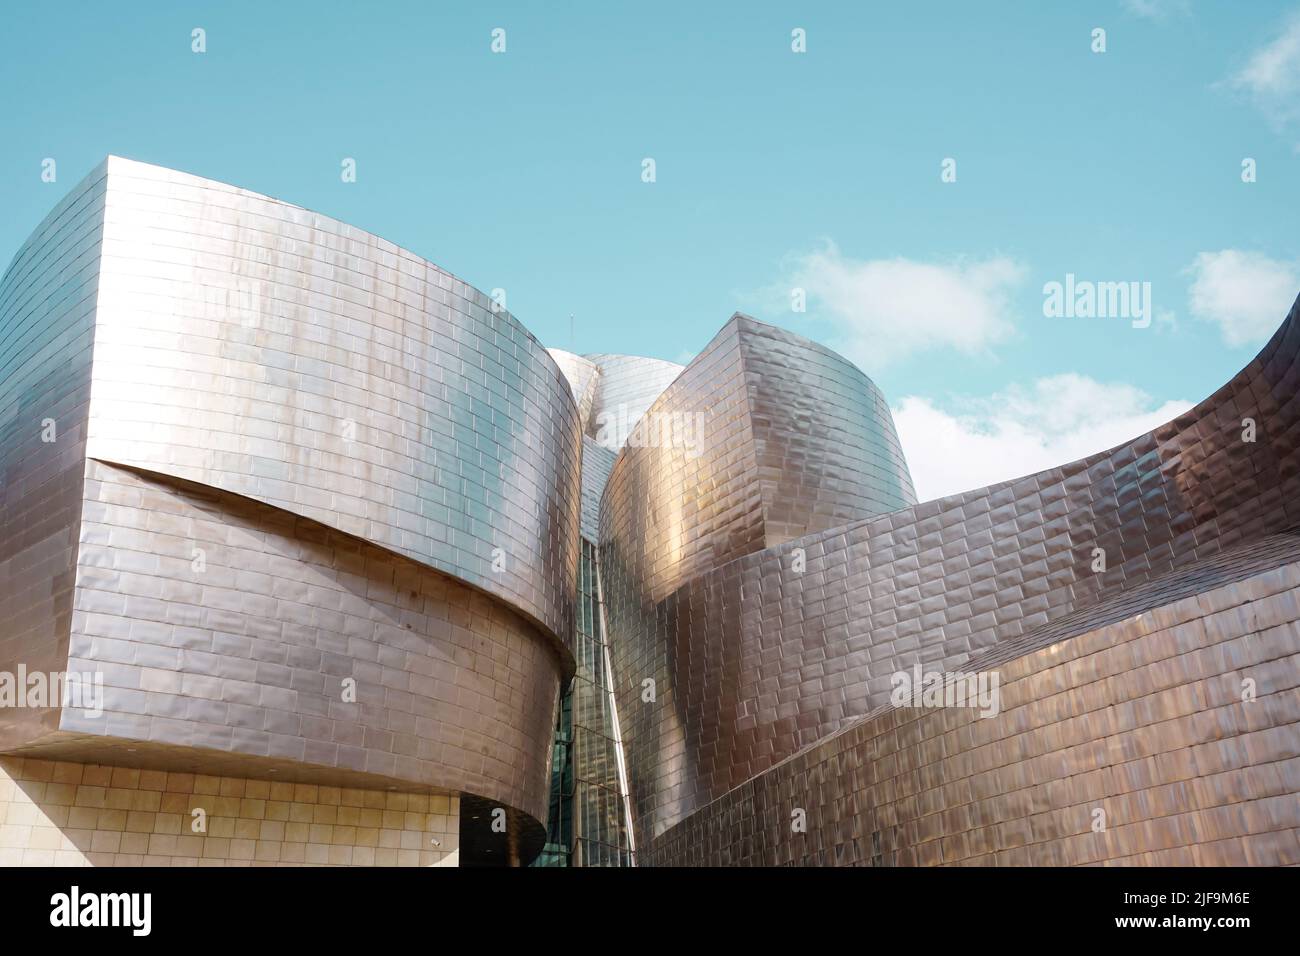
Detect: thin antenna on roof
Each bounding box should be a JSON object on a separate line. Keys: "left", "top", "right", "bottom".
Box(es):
{"left": 569, "top": 313, "right": 574, "bottom": 352}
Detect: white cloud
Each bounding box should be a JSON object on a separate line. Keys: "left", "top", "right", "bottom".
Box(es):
{"left": 779, "top": 241, "right": 1026, "bottom": 369}
{"left": 893, "top": 374, "right": 1193, "bottom": 502}
{"left": 1185, "top": 250, "right": 1298, "bottom": 347}
{"left": 1229, "top": 13, "right": 1300, "bottom": 134}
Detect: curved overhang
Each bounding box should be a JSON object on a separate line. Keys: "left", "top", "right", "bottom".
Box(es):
{"left": 84, "top": 156, "right": 582, "bottom": 657}
{"left": 0, "top": 156, "right": 582, "bottom": 860}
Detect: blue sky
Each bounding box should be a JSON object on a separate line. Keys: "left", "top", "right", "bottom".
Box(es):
{"left": 3, "top": 1, "right": 1298, "bottom": 500}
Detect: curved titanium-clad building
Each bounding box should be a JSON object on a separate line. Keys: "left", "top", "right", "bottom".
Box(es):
{"left": 0, "top": 157, "right": 580, "bottom": 866}
{"left": 601, "top": 297, "right": 1300, "bottom": 864}
{"left": 4, "top": 156, "right": 1298, "bottom": 869}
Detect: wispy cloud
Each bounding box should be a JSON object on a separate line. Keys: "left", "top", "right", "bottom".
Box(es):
{"left": 893, "top": 375, "right": 1192, "bottom": 502}
{"left": 765, "top": 241, "right": 1026, "bottom": 370}
{"left": 1228, "top": 12, "right": 1300, "bottom": 140}
{"left": 1185, "top": 249, "right": 1299, "bottom": 347}
{"left": 1121, "top": 0, "right": 1190, "bottom": 21}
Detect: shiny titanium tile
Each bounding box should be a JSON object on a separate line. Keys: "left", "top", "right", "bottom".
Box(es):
{"left": 0, "top": 157, "right": 581, "bottom": 861}
{"left": 6, "top": 155, "right": 1299, "bottom": 869}
{"left": 600, "top": 298, "right": 1300, "bottom": 860}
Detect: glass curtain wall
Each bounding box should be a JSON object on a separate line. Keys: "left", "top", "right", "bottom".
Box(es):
{"left": 532, "top": 540, "right": 632, "bottom": 866}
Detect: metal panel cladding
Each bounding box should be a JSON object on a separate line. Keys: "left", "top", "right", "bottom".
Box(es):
{"left": 86, "top": 157, "right": 581, "bottom": 650}
{"left": 601, "top": 299, "right": 1300, "bottom": 853}
{"left": 0, "top": 157, "right": 586, "bottom": 849}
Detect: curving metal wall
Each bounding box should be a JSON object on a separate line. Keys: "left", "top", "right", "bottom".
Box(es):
{"left": 579, "top": 437, "right": 618, "bottom": 545}
{"left": 583, "top": 353, "right": 684, "bottom": 448}
{"left": 599, "top": 313, "right": 918, "bottom": 609}
{"left": 7, "top": 156, "right": 1298, "bottom": 868}
{"left": 548, "top": 349, "right": 599, "bottom": 435}
{"left": 88, "top": 157, "right": 581, "bottom": 650}
{"left": 0, "top": 157, "right": 582, "bottom": 859}
{"left": 0, "top": 161, "right": 106, "bottom": 751}
{"left": 735, "top": 317, "right": 917, "bottom": 544}
{"left": 602, "top": 299, "right": 1300, "bottom": 852}
{"left": 646, "top": 533, "right": 1300, "bottom": 866}
{"left": 63, "top": 459, "right": 562, "bottom": 833}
